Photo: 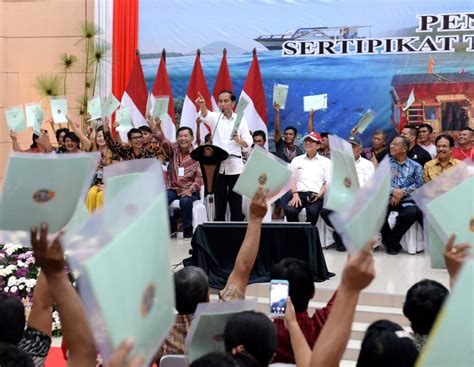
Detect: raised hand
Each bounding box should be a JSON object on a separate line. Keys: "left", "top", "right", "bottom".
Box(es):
{"left": 106, "top": 338, "right": 145, "bottom": 367}
{"left": 9, "top": 130, "right": 18, "bottom": 140}
{"left": 340, "top": 241, "right": 375, "bottom": 293}
{"left": 273, "top": 102, "right": 280, "bottom": 113}
{"left": 195, "top": 91, "right": 205, "bottom": 106}
{"left": 30, "top": 223, "right": 65, "bottom": 278}
{"left": 444, "top": 234, "right": 471, "bottom": 287}
{"left": 249, "top": 186, "right": 269, "bottom": 221}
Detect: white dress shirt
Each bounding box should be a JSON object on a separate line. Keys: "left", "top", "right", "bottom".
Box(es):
{"left": 355, "top": 156, "right": 375, "bottom": 186}
{"left": 201, "top": 111, "right": 253, "bottom": 175}
{"left": 290, "top": 153, "right": 331, "bottom": 193}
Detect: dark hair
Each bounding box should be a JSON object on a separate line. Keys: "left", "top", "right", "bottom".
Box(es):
{"left": 435, "top": 133, "right": 455, "bottom": 148}
{"left": 393, "top": 136, "right": 410, "bottom": 152}
{"left": 138, "top": 126, "right": 152, "bottom": 134}
{"left": 403, "top": 279, "right": 448, "bottom": 335}
{"left": 461, "top": 127, "right": 473, "bottom": 132}
{"left": 403, "top": 125, "right": 419, "bottom": 139}
{"left": 224, "top": 311, "right": 277, "bottom": 367}
{"left": 418, "top": 123, "right": 433, "bottom": 134}
{"left": 55, "top": 128, "right": 69, "bottom": 142}
{"left": 373, "top": 129, "right": 387, "bottom": 139}
{"left": 270, "top": 258, "right": 315, "bottom": 312}
{"left": 177, "top": 126, "right": 194, "bottom": 137}
{"left": 64, "top": 132, "right": 80, "bottom": 146}
{"left": 218, "top": 90, "right": 236, "bottom": 102}
{"left": 252, "top": 130, "right": 266, "bottom": 142}
{"left": 30, "top": 134, "right": 39, "bottom": 149}
{"left": 127, "top": 128, "right": 143, "bottom": 141}
{"left": 191, "top": 352, "right": 237, "bottom": 367}
{"left": 0, "top": 343, "right": 34, "bottom": 367}
{"left": 174, "top": 267, "right": 208, "bottom": 314}
{"left": 284, "top": 126, "right": 297, "bottom": 135}
{"left": 0, "top": 293, "right": 25, "bottom": 344}
{"left": 357, "top": 320, "right": 418, "bottom": 367}
{"left": 320, "top": 132, "right": 330, "bottom": 139}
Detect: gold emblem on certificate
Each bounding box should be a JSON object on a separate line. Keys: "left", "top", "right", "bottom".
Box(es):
{"left": 258, "top": 172, "right": 268, "bottom": 185}
{"left": 343, "top": 177, "right": 352, "bottom": 188}
{"left": 140, "top": 283, "right": 156, "bottom": 317}
{"left": 32, "top": 189, "right": 56, "bottom": 203}
{"left": 470, "top": 218, "right": 474, "bottom": 232}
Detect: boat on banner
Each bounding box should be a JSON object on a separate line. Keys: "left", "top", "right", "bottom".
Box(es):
{"left": 254, "top": 26, "right": 372, "bottom": 51}
{"left": 390, "top": 72, "right": 474, "bottom": 133}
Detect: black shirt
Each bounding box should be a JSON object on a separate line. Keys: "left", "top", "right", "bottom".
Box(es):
{"left": 408, "top": 144, "right": 432, "bottom": 167}
{"left": 273, "top": 139, "right": 303, "bottom": 163}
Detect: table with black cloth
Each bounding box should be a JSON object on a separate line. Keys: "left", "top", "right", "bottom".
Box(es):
{"left": 186, "top": 222, "right": 334, "bottom": 289}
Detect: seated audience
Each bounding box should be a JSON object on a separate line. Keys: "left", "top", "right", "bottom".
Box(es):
{"left": 148, "top": 117, "right": 203, "bottom": 238}
{"left": 284, "top": 132, "right": 330, "bottom": 225}
{"left": 401, "top": 125, "right": 432, "bottom": 167}
{"left": 138, "top": 125, "right": 153, "bottom": 150}
{"left": 403, "top": 279, "right": 449, "bottom": 351}
{"left": 190, "top": 352, "right": 238, "bottom": 367}
{"left": 318, "top": 132, "right": 331, "bottom": 158}
{"left": 102, "top": 119, "right": 158, "bottom": 160}
{"left": 224, "top": 310, "right": 277, "bottom": 367}
{"left": 362, "top": 129, "right": 388, "bottom": 166}
{"left": 381, "top": 136, "right": 423, "bottom": 255}
{"left": 452, "top": 127, "right": 473, "bottom": 161}
{"left": 9, "top": 130, "right": 53, "bottom": 153}
{"left": 417, "top": 123, "right": 436, "bottom": 158}
{"left": 54, "top": 127, "right": 69, "bottom": 153}
{"left": 423, "top": 134, "right": 461, "bottom": 182}
{"left": 321, "top": 136, "right": 375, "bottom": 251}
{"left": 357, "top": 320, "right": 419, "bottom": 367}
{"left": 271, "top": 258, "right": 336, "bottom": 363}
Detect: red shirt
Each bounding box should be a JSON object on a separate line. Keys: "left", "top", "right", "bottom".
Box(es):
{"left": 273, "top": 291, "right": 337, "bottom": 363}
{"left": 452, "top": 146, "right": 474, "bottom": 161}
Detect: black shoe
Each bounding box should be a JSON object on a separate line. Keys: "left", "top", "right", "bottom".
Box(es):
{"left": 183, "top": 226, "right": 193, "bottom": 239}
{"left": 385, "top": 246, "right": 401, "bottom": 255}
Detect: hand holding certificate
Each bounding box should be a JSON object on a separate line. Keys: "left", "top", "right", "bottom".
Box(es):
{"left": 329, "top": 157, "right": 391, "bottom": 254}
{"left": 304, "top": 94, "right": 327, "bottom": 112}
{"left": 4, "top": 106, "right": 26, "bottom": 132}
{"left": 25, "top": 103, "right": 45, "bottom": 133}
{"left": 353, "top": 109, "right": 376, "bottom": 135}
{"left": 50, "top": 97, "right": 68, "bottom": 124}
{"left": 233, "top": 146, "right": 298, "bottom": 203}
{"left": 115, "top": 108, "right": 133, "bottom": 132}
{"left": 151, "top": 96, "right": 169, "bottom": 119}
{"left": 87, "top": 96, "right": 102, "bottom": 121}
{"left": 102, "top": 94, "right": 121, "bottom": 118}
{"left": 324, "top": 135, "right": 360, "bottom": 211}
{"left": 230, "top": 97, "right": 249, "bottom": 139}
{"left": 273, "top": 83, "right": 289, "bottom": 109}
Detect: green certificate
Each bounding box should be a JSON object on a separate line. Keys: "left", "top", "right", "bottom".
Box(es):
{"left": 354, "top": 109, "right": 376, "bottom": 134}
{"left": 87, "top": 97, "right": 102, "bottom": 121}
{"left": 0, "top": 152, "right": 100, "bottom": 246}
{"left": 116, "top": 107, "right": 133, "bottom": 132}
{"left": 231, "top": 97, "right": 249, "bottom": 138}
{"left": 273, "top": 83, "right": 289, "bottom": 109}
{"left": 102, "top": 94, "right": 121, "bottom": 118}
{"left": 50, "top": 97, "right": 68, "bottom": 123}
{"left": 416, "top": 260, "right": 474, "bottom": 367}
{"left": 185, "top": 300, "right": 257, "bottom": 363}
{"left": 330, "top": 157, "right": 391, "bottom": 253}
{"left": 152, "top": 96, "right": 169, "bottom": 119}
{"left": 25, "top": 103, "right": 44, "bottom": 133}
{"left": 4, "top": 106, "right": 26, "bottom": 132}
{"left": 233, "top": 146, "right": 297, "bottom": 203}
{"left": 84, "top": 192, "right": 174, "bottom": 364}
{"left": 324, "top": 135, "right": 360, "bottom": 211}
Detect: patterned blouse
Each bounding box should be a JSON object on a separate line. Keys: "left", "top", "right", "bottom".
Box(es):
{"left": 104, "top": 131, "right": 158, "bottom": 160}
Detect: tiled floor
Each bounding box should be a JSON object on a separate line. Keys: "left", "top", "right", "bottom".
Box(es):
{"left": 169, "top": 236, "right": 450, "bottom": 297}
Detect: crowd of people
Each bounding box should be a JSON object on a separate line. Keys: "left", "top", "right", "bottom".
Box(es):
{"left": 2, "top": 89, "right": 473, "bottom": 366}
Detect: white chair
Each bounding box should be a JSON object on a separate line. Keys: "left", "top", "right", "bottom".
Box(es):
{"left": 169, "top": 186, "right": 207, "bottom": 232}
{"left": 159, "top": 355, "right": 189, "bottom": 367}
{"left": 400, "top": 221, "right": 424, "bottom": 254}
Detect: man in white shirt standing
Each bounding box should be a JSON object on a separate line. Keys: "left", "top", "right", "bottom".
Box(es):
{"left": 321, "top": 136, "right": 375, "bottom": 251}
{"left": 284, "top": 132, "right": 331, "bottom": 225}
{"left": 196, "top": 90, "right": 253, "bottom": 221}
{"left": 418, "top": 124, "right": 436, "bottom": 159}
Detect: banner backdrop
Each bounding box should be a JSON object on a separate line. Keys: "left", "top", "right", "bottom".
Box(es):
{"left": 138, "top": 0, "right": 474, "bottom": 147}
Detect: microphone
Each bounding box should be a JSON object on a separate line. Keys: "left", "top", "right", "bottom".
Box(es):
{"left": 210, "top": 109, "right": 224, "bottom": 145}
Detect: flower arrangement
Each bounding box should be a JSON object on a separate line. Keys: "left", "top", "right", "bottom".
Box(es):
{"left": 0, "top": 244, "right": 62, "bottom": 336}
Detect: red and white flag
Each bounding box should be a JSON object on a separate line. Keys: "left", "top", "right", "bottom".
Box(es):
{"left": 180, "top": 50, "right": 212, "bottom": 141}
{"left": 212, "top": 48, "right": 233, "bottom": 112}
{"left": 121, "top": 52, "right": 148, "bottom": 131}
{"left": 240, "top": 49, "right": 267, "bottom": 143}
{"left": 151, "top": 49, "right": 176, "bottom": 142}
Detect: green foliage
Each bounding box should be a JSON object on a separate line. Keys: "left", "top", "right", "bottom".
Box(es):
{"left": 33, "top": 74, "right": 62, "bottom": 97}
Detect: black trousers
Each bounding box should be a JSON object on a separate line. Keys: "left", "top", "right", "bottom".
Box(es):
{"left": 381, "top": 204, "right": 423, "bottom": 251}
{"left": 214, "top": 174, "right": 244, "bottom": 221}
{"left": 320, "top": 208, "right": 344, "bottom": 249}
{"left": 283, "top": 192, "right": 323, "bottom": 226}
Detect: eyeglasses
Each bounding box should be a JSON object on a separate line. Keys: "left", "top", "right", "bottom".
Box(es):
{"left": 130, "top": 136, "right": 144, "bottom": 141}
{"left": 304, "top": 139, "right": 320, "bottom": 144}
